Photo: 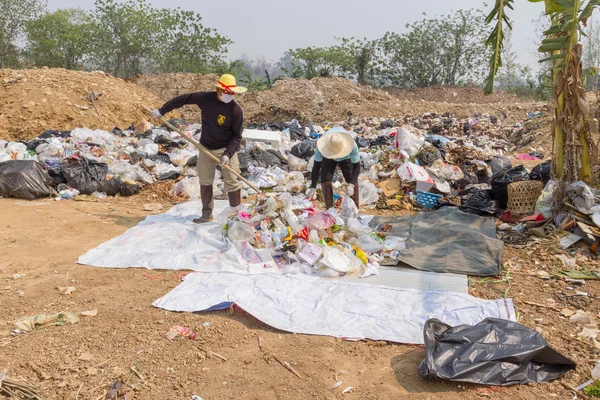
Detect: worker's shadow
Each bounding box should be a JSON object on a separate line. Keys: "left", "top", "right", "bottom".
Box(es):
{"left": 391, "top": 349, "right": 459, "bottom": 393}
{"left": 73, "top": 208, "right": 146, "bottom": 228}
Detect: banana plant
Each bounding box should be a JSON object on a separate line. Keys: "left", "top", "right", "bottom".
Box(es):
{"left": 485, "top": 0, "right": 599, "bottom": 211}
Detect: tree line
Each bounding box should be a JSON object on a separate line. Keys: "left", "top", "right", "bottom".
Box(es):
{"left": 0, "top": 0, "right": 556, "bottom": 97}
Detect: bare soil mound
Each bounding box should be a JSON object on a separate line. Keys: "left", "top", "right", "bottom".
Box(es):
{"left": 132, "top": 73, "right": 219, "bottom": 122}
{"left": 386, "top": 85, "right": 522, "bottom": 104}
{"left": 135, "top": 74, "right": 544, "bottom": 125}
{"left": 0, "top": 68, "right": 169, "bottom": 141}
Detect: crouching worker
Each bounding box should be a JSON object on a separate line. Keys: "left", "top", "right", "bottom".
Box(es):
{"left": 152, "top": 74, "right": 247, "bottom": 223}
{"left": 306, "top": 128, "right": 360, "bottom": 209}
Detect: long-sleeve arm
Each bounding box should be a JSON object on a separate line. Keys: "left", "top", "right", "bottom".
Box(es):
{"left": 224, "top": 106, "right": 243, "bottom": 158}
{"left": 158, "top": 92, "right": 205, "bottom": 116}
{"left": 310, "top": 161, "right": 322, "bottom": 188}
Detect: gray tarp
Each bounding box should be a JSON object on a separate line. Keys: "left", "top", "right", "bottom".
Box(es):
{"left": 370, "top": 207, "right": 503, "bottom": 276}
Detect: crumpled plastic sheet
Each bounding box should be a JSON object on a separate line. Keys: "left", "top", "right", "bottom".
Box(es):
{"left": 152, "top": 272, "right": 515, "bottom": 344}
{"left": 419, "top": 318, "right": 576, "bottom": 385}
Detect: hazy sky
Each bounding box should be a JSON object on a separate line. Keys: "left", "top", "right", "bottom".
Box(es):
{"left": 49, "top": 0, "right": 543, "bottom": 68}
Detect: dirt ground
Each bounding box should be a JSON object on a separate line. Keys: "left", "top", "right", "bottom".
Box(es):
{"left": 1, "top": 188, "right": 599, "bottom": 400}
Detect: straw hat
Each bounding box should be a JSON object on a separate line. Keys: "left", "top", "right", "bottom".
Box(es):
{"left": 317, "top": 127, "right": 355, "bottom": 159}
{"left": 216, "top": 74, "right": 247, "bottom": 94}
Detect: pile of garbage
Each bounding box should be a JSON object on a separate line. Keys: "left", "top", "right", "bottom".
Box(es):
{"left": 219, "top": 192, "right": 406, "bottom": 278}
{"left": 0, "top": 121, "right": 201, "bottom": 200}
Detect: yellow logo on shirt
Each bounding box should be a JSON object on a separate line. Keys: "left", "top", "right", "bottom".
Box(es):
{"left": 217, "top": 115, "right": 226, "bottom": 126}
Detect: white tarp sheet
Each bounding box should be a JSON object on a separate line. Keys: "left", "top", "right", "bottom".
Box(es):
{"left": 153, "top": 272, "right": 516, "bottom": 344}
{"left": 78, "top": 201, "right": 469, "bottom": 293}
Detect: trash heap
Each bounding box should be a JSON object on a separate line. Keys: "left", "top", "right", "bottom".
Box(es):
{"left": 219, "top": 191, "right": 409, "bottom": 278}
{"left": 0, "top": 122, "right": 202, "bottom": 200}
{"left": 0, "top": 109, "right": 550, "bottom": 208}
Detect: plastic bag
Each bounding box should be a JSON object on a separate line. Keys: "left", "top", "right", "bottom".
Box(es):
{"left": 534, "top": 180, "right": 555, "bottom": 218}
{"left": 460, "top": 189, "right": 499, "bottom": 216}
{"left": 359, "top": 181, "right": 379, "bottom": 206}
{"left": 488, "top": 155, "right": 511, "bottom": 174}
{"left": 290, "top": 140, "right": 316, "bottom": 160}
{"left": 347, "top": 217, "right": 372, "bottom": 236}
{"left": 354, "top": 233, "right": 384, "bottom": 253}
{"left": 419, "top": 318, "right": 576, "bottom": 386}
{"left": 490, "top": 165, "right": 530, "bottom": 209}
{"left": 173, "top": 177, "right": 200, "bottom": 199}
{"left": 417, "top": 147, "right": 442, "bottom": 166}
{"left": 341, "top": 195, "right": 359, "bottom": 220}
{"left": 530, "top": 161, "right": 551, "bottom": 184}
{"left": 0, "top": 160, "right": 55, "bottom": 199}
{"left": 395, "top": 127, "right": 424, "bottom": 157}
{"left": 318, "top": 246, "right": 352, "bottom": 273}
{"left": 227, "top": 221, "right": 255, "bottom": 243}
{"left": 287, "top": 153, "right": 308, "bottom": 171}
{"left": 306, "top": 211, "right": 336, "bottom": 230}
{"left": 60, "top": 159, "right": 108, "bottom": 195}
{"left": 398, "top": 162, "right": 431, "bottom": 183}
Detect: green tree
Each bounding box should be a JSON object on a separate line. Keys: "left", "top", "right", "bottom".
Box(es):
{"left": 485, "top": 0, "right": 598, "bottom": 211}
{"left": 0, "top": 0, "right": 47, "bottom": 68}
{"left": 90, "top": 0, "right": 161, "bottom": 78}
{"left": 375, "top": 9, "right": 489, "bottom": 87}
{"left": 286, "top": 45, "right": 354, "bottom": 79}
{"left": 24, "top": 8, "right": 93, "bottom": 69}
{"left": 153, "top": 7, "right": 231, "bottom": 74}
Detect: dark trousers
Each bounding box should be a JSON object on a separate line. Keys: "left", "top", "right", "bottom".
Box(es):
{"left": 320, "top": 158, "right": 355, "bottom": 183}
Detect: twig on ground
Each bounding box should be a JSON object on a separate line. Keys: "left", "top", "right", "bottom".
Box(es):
{"left": 257, "top": 336, "right": 302, "bottom": 379}
{"left": 76, "top": 383, "right": 83, "bottom": 400}
{"left": 520, "top": 300, "right": 561, "bottom": 312}
{"left": 130, "top": 367, "right": 145, "bottom": 383}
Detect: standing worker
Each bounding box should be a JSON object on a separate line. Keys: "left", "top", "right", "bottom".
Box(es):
{"left": 306, "top": 127, "right": 360, "bottom": 209}
{"left": 152, "top": 74, "right": 247, "bottom": 223}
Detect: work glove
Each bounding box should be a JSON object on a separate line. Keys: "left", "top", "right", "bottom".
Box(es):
{"left": 221, "top": 155, "right": 230, "bottom": 166}
{"left": 305, "top": 187, "right": 317, "bottom": 200}
{"left": 151, "top": 109, "right": 162, "bottom": 119}
{"left": 346, "top": 184, "right": 355, "bottom": 196}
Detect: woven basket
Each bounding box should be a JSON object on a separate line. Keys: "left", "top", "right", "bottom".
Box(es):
{"left": 507, "top": 181, "right": 544, "bottom": 216}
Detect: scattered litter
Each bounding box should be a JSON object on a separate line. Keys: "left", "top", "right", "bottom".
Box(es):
{"left": 331, "top": 381, "right": 343, "bottom": 390}
{"left": 167, "top": 325, "right": 197, "bottom": 340}
{"left": 342, "top": 386, "right": 353, "bottom": 394}
{"left": 15, "top": 309, "right": 97, "bottom": 331}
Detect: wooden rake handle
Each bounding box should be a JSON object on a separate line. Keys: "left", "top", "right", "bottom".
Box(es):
{"left": 142, "top": 105, "right": 260, "bottom": 192}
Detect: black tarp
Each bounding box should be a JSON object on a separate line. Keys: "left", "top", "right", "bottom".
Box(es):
{"left": 0, "top": 160, "right": 55, "bottom": 199}
{"left": 370, "top": 208, "right": 503, "bottom": 276}
{"left": 419, "top": 318, "right": 576, "bottom": 386}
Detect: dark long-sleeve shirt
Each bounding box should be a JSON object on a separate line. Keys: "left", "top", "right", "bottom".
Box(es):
{"left": 158, "top": 92, "right": 243, "bottom": 158}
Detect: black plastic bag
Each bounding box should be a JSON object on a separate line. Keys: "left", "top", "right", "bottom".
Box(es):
{"left": 417, "top": 148, "right": 442, "bottom": 167}
{"left": 380, "top": 119, "right": 395, "bottom": 129}
{"left": 355, "top": 137, "right": 371, "bottom": 148}
{"left": 148, "top": 153, "right": 172, "bottom": 165}
{"left": 530, "top": 161, "right": 552, "bottom": 184}
{"left": 288, "top": 127, "right": 306, "bottom": 141}
{"left": 0, "top": 160, "right": 55, "bottom": 199}
{"left": 185, "top": 155, "right": 198, "bottom": 167}
{"left": 104, "top": 177, "right": 140, "bottom": 197}
{"left": 419, "top": 318, "right": 576, "bottom": 386}
{"left": 291, "top": 140, "right": 317, "bottom": 160}
{"left": 158, "top": 171, "right": 181, "bottom": 181}
{"left": 61, "top": 158, "right": 108, "bottom": 195}
{"left": 460, "top": 189, "right": 499, "bottom": 216}
{"left": 529, "top": 151, "right": 544, "bottom": 159}
{"left": 26, "top": 139, "right": 47, "bottom": 152}
{"left": 237, "top": 152, "right": 250, "bottom": 171}
{"left": 487, "top": 155, "right": 511, "bottom": 174}
{"left": 490, "top": 165, "right": 530, "bottom": 209}
{"left": 38, "top": 130, "right": 71, "bottom": 139}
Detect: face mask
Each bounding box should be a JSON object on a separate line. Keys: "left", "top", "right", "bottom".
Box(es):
{"left": 220, "top": 93, "right": 234, "bottom": 103}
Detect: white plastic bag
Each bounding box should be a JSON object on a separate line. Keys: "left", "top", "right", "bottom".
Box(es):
{"left": 341, "top": 195, "right": 359, "bottom": 220}
{"left": 287, "top": 154, "right": 308, "bottom": 171}
{"left": 354, "top": 233, "right": 384, "bottom": 253}
{"left": 319, "top": 246, "right": 351, "bottom": 273}
{"left": 395, "top": 127, "right": 424, "bottom": 157}
{"left": 228, "top": 221, "right": 255, "bottom": 243}
{"left": 535, "top": 180, "right": 555, "bottom": 218}
{"left": 359, "top": 181, "right": 379, "bottom": 205}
